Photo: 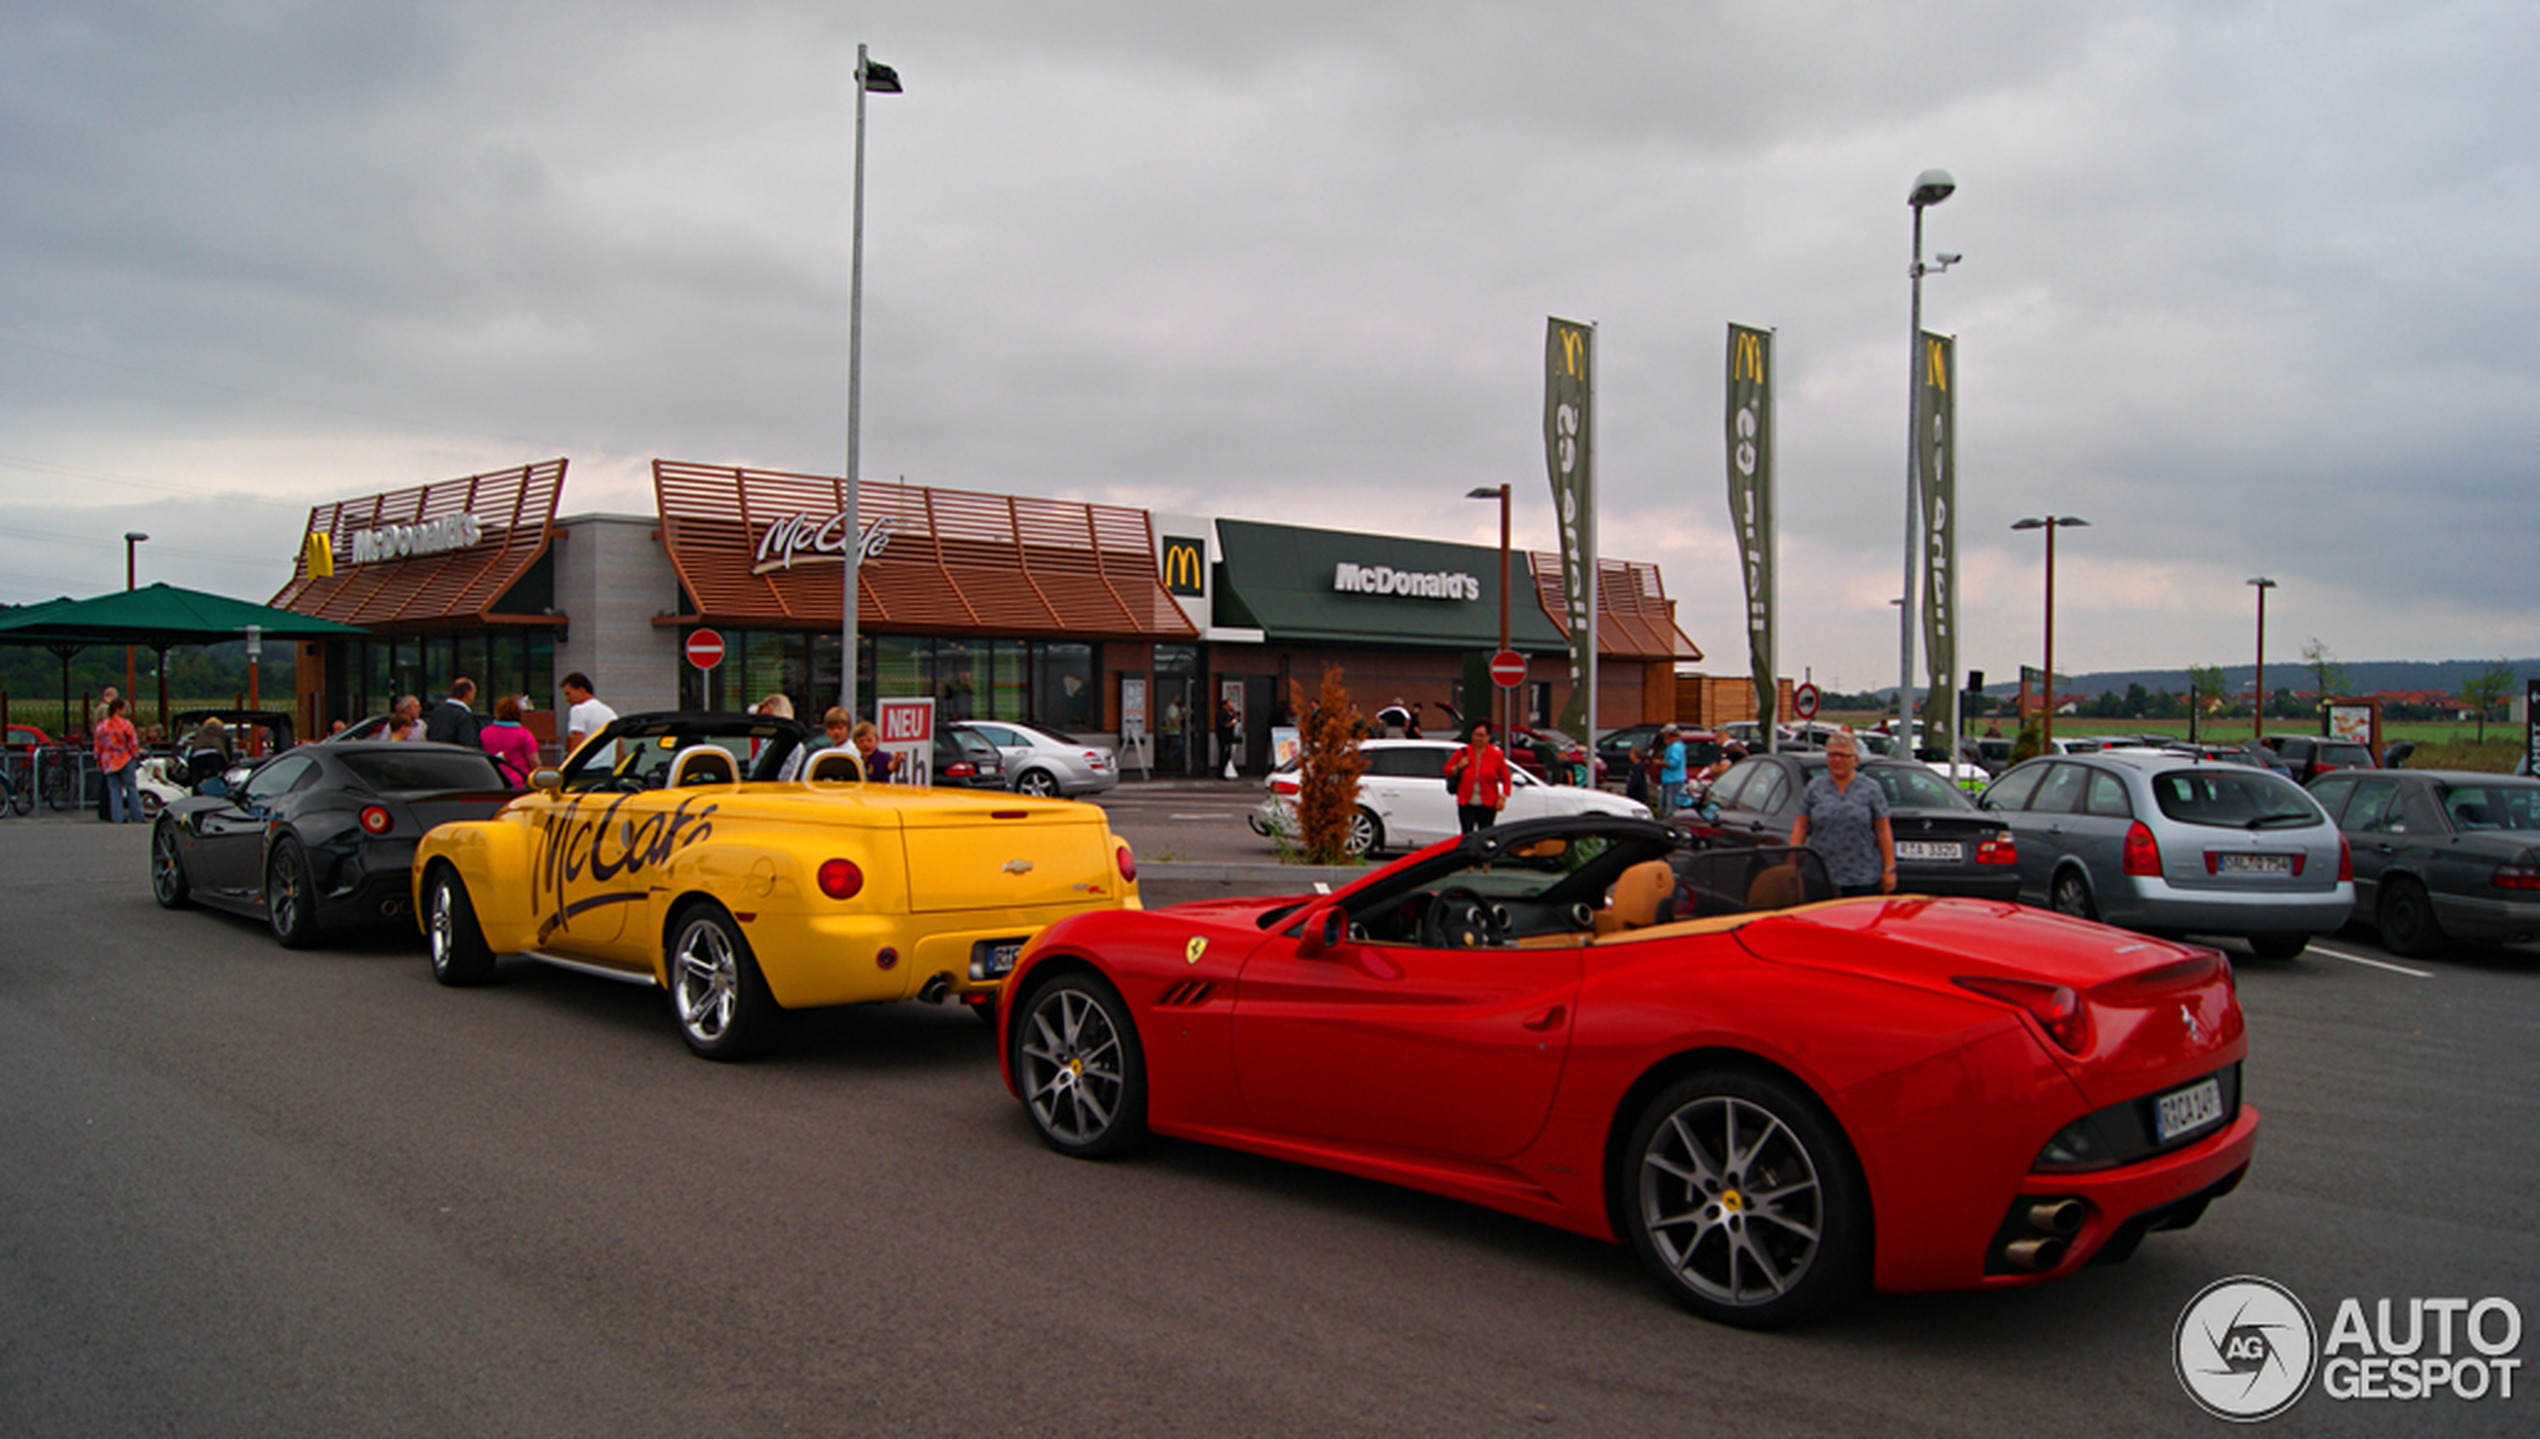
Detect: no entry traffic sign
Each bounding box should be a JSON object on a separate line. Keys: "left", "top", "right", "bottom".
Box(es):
{"left": 685, "top": 628, "right": 726, "bottom": 670}
{"left": 1489, "top": 649, "right": 1528, "bottom": 690}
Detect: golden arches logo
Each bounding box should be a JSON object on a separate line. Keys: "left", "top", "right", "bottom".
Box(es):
{"left": 1556, "top": 325, "right": 1588, "bottom": 378}
{"left": 1924, "top": 336, "right": 1950, "bottom": 390}
{"left": 1732, "top": 330, "right": 1768, "bottom": 384}
{"left": 1160, "top": 538, "right": 1206, "bottom": 595}
{"left": 302, "top": 531, "right": 335, "bottom": 579}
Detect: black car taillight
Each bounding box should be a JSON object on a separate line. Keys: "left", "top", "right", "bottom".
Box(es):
{"left": 359, "top": 805, "right": 393, "bottom": 835}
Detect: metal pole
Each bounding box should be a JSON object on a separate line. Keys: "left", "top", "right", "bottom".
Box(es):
{"left": 1584, "top": 323, "right": 1599, "bottom": 749}
{"left": 842, "top": 43, "right": 871, "bottom": 722}
{"left": 2252, "top": 583, "right": 2270, "bottom": 740}
{"left": 1497, "top": 484, "right": 1511, "bottom": 740}
{"left": 1901, "top": 203, "right": 1923, "bottom": 744}
{"left": 2041, "top": 522, "right": 2058, "bottom": 751}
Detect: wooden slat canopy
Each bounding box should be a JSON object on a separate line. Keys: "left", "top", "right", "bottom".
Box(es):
{"left": 271, "top": 460, "right": 564, "bottom": 629}
{"left": 653, "top": 461, "right": 1197, "bottom": 640}
{"left": 1526, "top": 552, "right": 1702, "bottom": 662}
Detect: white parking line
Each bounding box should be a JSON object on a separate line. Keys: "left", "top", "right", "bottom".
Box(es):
{"left": 1168, "top": 813, "right": 1234, "bottom": 821}
{"left": 2303, "top": 943, "right": 2435, "bottom": 979}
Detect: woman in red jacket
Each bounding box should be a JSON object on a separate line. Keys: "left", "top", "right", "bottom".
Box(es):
{"left": 1443, "top": 721, "right": 1513, "bottom": 834}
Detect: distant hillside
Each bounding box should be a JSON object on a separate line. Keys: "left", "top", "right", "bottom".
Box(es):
{"left": 1971, "top": 658, "right": 2540, "bottom": 701}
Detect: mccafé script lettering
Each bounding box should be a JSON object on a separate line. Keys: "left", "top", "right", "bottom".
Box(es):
{"left": 1331, "top": 562, "right": 1481, "bottom": 602}
{"left": 349, "top": 514, "right": 484, "bottom": 563}
{"left": 753, "top": 512, "right": 895, "bottom": 574}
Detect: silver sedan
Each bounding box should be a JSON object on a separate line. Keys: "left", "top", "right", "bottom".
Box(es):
{"left": 951, "top": 720, "right": 1119, "bottom": 798}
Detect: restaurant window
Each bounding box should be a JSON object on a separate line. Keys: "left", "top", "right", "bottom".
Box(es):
{"left": 1030, "top": 642, "right": 1094, "bottom": 731}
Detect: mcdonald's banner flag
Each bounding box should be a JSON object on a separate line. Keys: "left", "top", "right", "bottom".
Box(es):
{"left": 1543, "top": 316, "right": 1594, "bottom": 734}
{"left": 303, "top": 530, "right": 335, "bottom": 580}
{"left": 1725, "top": 324, "right": 1775, "bottom": 742}
{"left": 1918, "top": 331, "right": 1957, "bottom": 760}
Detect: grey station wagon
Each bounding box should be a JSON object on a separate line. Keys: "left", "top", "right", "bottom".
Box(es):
{"left": 1977, "top": 751, "right": 2352, "bottom": 960}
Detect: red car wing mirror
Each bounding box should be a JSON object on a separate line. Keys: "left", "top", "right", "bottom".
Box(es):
{"left": 1293, "top": 904, "right": 1349, "bottom": 958}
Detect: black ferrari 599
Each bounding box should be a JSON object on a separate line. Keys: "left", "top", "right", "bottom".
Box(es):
{"left": 151, "top": 740, "right": 517, "bottom": 948}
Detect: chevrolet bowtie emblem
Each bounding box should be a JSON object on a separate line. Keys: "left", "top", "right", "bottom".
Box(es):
{"left": 1003, "top": 858, "right": 1034, "bottom": 875}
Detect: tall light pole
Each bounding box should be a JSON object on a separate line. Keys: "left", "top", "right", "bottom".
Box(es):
{"left": 841, "top": 43, "right": 901, "bottom": 720}
{"left": 1467, "top": 484, "right": 1512, "bottom": 739}
{"left": 1900, "top": 169, "right": 1958, "bottom": 740}
{"left": 123, "top": 531, "right": 148, "bottom": 722}
{"left": 2012, "top": 516, "right": 2087, "bottom": 749}
{"left": 2248, "top": 576, "right": 2277, "bottom": 739}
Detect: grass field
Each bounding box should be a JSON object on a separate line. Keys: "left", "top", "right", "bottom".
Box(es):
{"left": 1817, "top": 712, "right": 2529, "bottom": 773}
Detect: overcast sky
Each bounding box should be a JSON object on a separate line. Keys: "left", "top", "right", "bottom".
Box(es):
{"left": 6, "top": 0, "right": 2535, "bottom": 694}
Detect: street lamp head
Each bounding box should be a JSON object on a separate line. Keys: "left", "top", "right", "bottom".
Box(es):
{"left": 125, "top": 531, "right": 149, "bottom": 543}
{"left": 1465, "top": 486, "right": 1502, "bottom": 501}
{"left": 2012, "top": 516, "right": 2090, "bottom": 531}
{"left": 1909, "top": 168, "right": 1957, "bottom": 208}
{"left": 2247, "top": 576, "right": 2278, "bottom": 590}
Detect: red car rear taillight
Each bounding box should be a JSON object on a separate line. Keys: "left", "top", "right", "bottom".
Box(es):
{"left": 1955, "top": 975, "right": 2092, "bottom": 1054}
{"left": 2121, "top": 821, "right": 2162, "bottom": 877}
{"left": 359, "top": 805, "right": 393, "bottom": 835}
{"left": 1116, "top": 844, "right": 1137, "bottom": 884}
{"left": 1976, "top": 830, "right": 2016, "bottom": 865}
{"left": 2492, "top": 854, "right": 2540, "bottom": 891}
{"left": 818, "top": 859, "right": 864, "bottom": 899}
{"left": 2339, "top": 835, "right": 2354, "bottom": 883}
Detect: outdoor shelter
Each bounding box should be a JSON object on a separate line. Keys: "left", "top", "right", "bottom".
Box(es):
{"left": 0, "top": 582, "right": 367, "bottom": 735}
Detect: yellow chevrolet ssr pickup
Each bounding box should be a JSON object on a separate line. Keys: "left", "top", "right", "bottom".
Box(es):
{"left": 413, "top": 711, "right": 1140, "bottom": 1059}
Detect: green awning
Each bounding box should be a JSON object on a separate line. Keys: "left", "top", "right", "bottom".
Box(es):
{"left": 0, "top": 582, "right": 368, "bottom": 649}
{"left": 1212, "top": 520, "right": 1569, "bottom": 652}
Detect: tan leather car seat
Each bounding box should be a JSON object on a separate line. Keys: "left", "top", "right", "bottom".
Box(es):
{"left": 1594, "top": 859, "right": 1676, "bottom": 936}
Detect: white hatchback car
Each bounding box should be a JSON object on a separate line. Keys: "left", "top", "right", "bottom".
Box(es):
{"left": 1252, "top": 739, "right": 1653, "bottom": 856}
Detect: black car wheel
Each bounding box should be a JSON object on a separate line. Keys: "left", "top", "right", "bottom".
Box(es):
{"left": 1015, "top": 768, "right": 1061, "bottom": 799}
{"left": 1016, "top": 972, "right": 1147, "bottom": 1158}
{"left": 668, "top": 905, "right": 780, "bottom": 1060}
{"left": 1625, "top": 1068, "right": 1869, "bottom": 1329}
{"left": 2246, "top": 934, "right": 2310, "bottom": 962}
{"left": 150, "top": 821, "right": 192, "bottom": 909}
{"left": 425, "top": 866, "right": 498, "bottom": 987}
{"left": 2375, "top": 878, "right": 2444, "bottom": 960}
{"left": 2050, "top": 870, "right": 2097, "bottom": 922}
{"left": 265, "top": 837, "right": 320, "bottom": 949}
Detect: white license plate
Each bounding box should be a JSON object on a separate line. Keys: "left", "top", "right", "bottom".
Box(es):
{"left": 1894, "top": 840, "right": 1963, "bottom": 862}
{"left": 2216, "top": 853, "right": 2293, "bottom": 875}
{"left": 2155, "top": 1078, "right": 2225, "bottom": 1142}
{"left": 974, "top": 939, "right": 1025, "bottom": 979}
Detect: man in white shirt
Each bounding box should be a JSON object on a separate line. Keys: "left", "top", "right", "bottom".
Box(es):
{"left": 561, "top": 673, "right": 617, "bottom": 760}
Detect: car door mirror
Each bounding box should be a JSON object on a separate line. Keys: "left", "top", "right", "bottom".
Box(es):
{"left": 530, "top": 767, "right": 562, "bottom": 794}
{"left": 1293, "top": 904, "right": 1348, "bottom": 958}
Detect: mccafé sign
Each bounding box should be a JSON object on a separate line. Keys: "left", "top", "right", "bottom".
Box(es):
{"left": 1332, "top": 561, "right": 1482, "bottom": 602}
{"left": 753, "top": 512, "right": 895, "bottom": 574}
{"left": 348, "top": 514, "right": 485, "bottom": 564}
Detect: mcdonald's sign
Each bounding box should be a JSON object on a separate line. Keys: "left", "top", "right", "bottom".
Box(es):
{"left": 302, "top": 530, "right": 335, "bottom": 579}
{"left": 1160, "top": 536, "right": 1207, "bottom": 596}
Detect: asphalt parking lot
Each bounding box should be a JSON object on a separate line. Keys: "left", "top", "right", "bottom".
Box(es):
{"left": 2, "top": 808, "right": 2532, "bottom": 1437}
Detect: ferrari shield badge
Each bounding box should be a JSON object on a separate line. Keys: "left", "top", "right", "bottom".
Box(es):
{"left": 1185, "top": 937, "right": 1207, "bottom": 966}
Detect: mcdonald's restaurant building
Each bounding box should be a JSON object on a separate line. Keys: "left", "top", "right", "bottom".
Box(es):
{"left": 274, "top": 459, "right": 1701, "bottom": 773}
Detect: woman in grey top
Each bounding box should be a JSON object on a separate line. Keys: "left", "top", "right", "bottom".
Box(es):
{"left": 1787, "top": 732, "right": 1897, "bottom": 897}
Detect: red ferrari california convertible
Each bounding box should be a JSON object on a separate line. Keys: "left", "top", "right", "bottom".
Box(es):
{"left": 999, "top": 815, "right": 2258, "bottom": 1328}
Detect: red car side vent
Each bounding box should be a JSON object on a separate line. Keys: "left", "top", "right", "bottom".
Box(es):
{"left": 1157, "top": 980, "right": 1216, "bottom": 1007}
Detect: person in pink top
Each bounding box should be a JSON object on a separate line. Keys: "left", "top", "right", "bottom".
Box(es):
{"left": 94, "top": 697, "right": 142, "bottom": 822}
{"left": 478, "top": 694, "right": 541, "bottom": 788}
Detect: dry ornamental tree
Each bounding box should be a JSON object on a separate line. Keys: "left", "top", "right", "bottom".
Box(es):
{"left": 1290, "top": 663, "right": 1368, "bottom": 863}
